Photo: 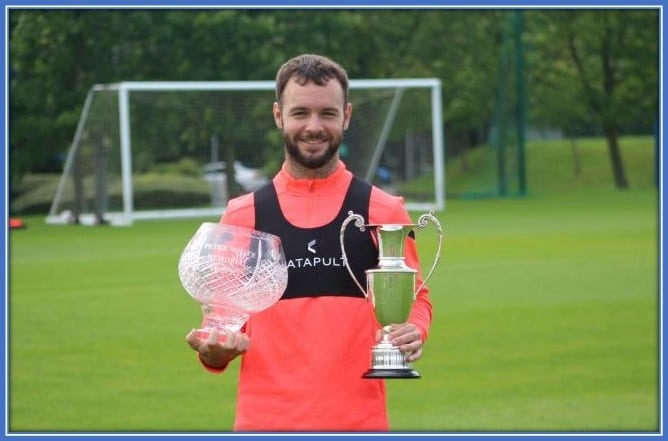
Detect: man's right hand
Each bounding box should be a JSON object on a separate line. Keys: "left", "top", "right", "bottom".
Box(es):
{"left": 186, "top": 328, "right": 250, "bottom": 369}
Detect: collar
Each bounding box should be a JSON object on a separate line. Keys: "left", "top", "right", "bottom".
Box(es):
{"left": 275, "top": 160, "right": 353, "bottom": 194}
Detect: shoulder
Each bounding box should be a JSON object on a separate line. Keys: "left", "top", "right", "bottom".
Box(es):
{"left": 368, "top": 185, "right": 412, "bottom": 224}
{"left": 220, "top": 192, "right": 256, "bottom": 228}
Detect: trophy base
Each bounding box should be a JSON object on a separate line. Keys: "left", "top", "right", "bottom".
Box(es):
{"left": 362, "top": 339, "right": 421, "bottom": 379}
{"left": 362, "top": 368, "right": 421, "bottom": 379}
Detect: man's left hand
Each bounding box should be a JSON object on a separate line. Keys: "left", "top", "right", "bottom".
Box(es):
{"left": 376, "top": 323, "right": 424, "bottom": 362}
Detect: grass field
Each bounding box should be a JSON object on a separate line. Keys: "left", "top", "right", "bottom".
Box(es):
{"left": 7, "top": 136, "right": 660, "bottom": 433}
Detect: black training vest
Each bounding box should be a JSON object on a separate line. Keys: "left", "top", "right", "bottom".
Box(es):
{"left": 254, "top": 176, "right": 378, "bottom": 300}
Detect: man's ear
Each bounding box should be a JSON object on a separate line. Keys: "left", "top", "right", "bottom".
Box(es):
{"left": 273, "top": 102, "right": 283, "bottom": 129}
{"left": 343, "top": 103, "right": 353, "bottom": 131}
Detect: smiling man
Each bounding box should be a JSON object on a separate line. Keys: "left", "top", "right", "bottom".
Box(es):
{"left": 275, "top": 59, "right": 351, "bottom": 176}
{"left": 186, "top": 54, "right": 433, "bottom": 432}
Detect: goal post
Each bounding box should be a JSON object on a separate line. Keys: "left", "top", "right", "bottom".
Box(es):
{"left": 46, "top": 79, "right": 445, "bottom": 226}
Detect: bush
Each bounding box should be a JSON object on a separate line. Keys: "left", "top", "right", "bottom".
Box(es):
{"left": 10, "top": 172, "right": 213, "bottom": 215}
{"left": 148, "top": 158, "right": 202, "bottom": 177}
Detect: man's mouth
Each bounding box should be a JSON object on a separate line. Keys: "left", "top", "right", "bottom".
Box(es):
{"left": 303, "top": 137, "right": 327, "bottom": 144}
{"left": 300, "top": 138, "right": 328, "bottom": 149}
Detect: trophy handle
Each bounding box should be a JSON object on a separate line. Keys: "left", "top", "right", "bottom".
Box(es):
{"left": 340, "top": 211, "right": 369, "bottom": 298}
{"left": 413, "top": 211, "right": 443, "bottom": 300}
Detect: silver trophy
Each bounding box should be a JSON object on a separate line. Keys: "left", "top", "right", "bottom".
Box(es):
{"left": 178, "top": 222, "right": 288, "bottom": 342}
{"left": 340, "top": 211, "right": 443, "bottom": 379}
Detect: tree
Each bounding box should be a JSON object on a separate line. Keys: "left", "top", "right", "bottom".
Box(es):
{"left": 525, "top": 9, "right": 659, "bottom": 189}
{"left": 9, "top": 8, "right": 659, "bottom": 191}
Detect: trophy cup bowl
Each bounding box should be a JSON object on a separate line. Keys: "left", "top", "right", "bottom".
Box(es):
{"left": 340, "top": 211, "right": 443, "bottom": 379}
{"left": 178, "top": 222, "right": 289, "bottom": 342}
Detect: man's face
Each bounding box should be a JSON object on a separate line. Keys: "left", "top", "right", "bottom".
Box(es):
{"left": 273, "top": 78, "right": 352, "bottom": 170}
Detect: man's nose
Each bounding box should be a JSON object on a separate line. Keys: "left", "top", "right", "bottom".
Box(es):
{"left": 304, "top": 114, "right": 325, "bottom": 132}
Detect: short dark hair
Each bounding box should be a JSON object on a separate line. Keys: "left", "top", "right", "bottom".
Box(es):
{"left": 275, "top": 54, "right": 349, "bottom": 105}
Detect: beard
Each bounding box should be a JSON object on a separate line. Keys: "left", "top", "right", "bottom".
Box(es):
{"left": 283, "top": 131, "right": 341, "bottom": 170}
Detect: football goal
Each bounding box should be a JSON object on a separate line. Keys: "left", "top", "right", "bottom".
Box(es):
{"left": 46, "top": 79, "right": 445, "bottom": 226}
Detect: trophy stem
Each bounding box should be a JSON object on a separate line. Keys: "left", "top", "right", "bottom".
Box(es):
{"left": 362, "top": 327, "right": 420, "bottom": 379}
{"left": 197, "top": 304, "right": 249, "bottom": 342}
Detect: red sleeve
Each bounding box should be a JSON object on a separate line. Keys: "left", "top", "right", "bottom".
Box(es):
{"left": 220, "top": 192, "right": 256, "bottom": 228}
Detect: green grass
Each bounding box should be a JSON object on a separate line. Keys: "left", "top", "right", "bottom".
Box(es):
{"left": 7, "top": 136, "right": 659, "bottom": 433}
{"left": 389, "top": 190, "right": 658, "bottom": 432}
{"left": 446, "top": 135, "right": 657, "bottom": 196}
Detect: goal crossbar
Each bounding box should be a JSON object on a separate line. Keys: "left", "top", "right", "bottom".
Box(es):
{"left": 46, "top": 79, "right": 445, "bottom": 226}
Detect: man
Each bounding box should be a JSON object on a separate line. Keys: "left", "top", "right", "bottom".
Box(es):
{"left": 186, "top": 53, "right": 433, "bottom": 431}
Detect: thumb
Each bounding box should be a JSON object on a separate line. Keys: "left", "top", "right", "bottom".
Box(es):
{"left": 185, "top": 329, "right": 200, "bottom": 350}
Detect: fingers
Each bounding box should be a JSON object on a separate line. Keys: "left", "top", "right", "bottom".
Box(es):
{"left": 186, "top": 328, "right": 250, "bottom": 369}
{"left": 226, "top": 331, "right": 250, "bottom": 353}
{"left": 386, "top": 323, "right": 424, "bottom": 361}
{"left": 206, "top": 329, "right": 221, "bottom": 346}
{"left": 387, "top": 323, "right": 421, "bottom": 345}
{"left": 185, "top": 329, "right": 201, "bottom": 351}
{"left": 185, "top": 328, "right": 226, "bottom": 355}
{"left": 406, "top": 346, "right": 423, "bottom": 362}
{"left": 186, "top": 328, "right": 250, "bottom": 356}
{"left": 215, "top": 329, "right": 250, "bottom": 353}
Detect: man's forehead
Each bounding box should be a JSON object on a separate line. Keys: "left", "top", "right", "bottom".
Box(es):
{"left": 283, "top": 77, "right": 345, "bottom": 102}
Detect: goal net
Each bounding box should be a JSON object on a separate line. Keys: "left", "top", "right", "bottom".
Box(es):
{"left": 46, "top": 79, "right": 444, "bottom": 226}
